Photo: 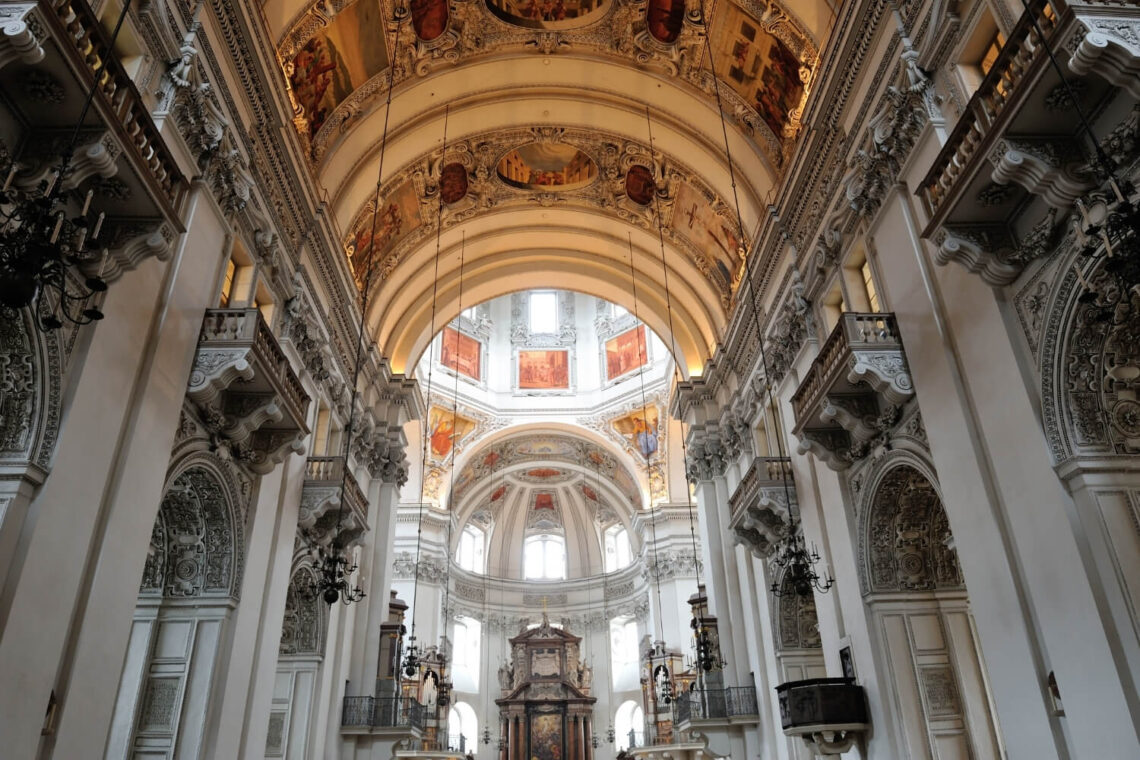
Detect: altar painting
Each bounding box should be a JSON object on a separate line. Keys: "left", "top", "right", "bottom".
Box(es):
{"left": 605, "top": 325, "right": 648, "bottom": 380}
{"left": 441, "top": 326, "right": 481, "bottom": 381}
{"left": 518, "top": 350, "right": 570, "bottom": 389}
{"left": 530, "top": 713, "right": 564, "bottom": 760}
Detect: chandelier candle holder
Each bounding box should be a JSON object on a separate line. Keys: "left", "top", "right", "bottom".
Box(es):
{"left": 307, "top": 538, "right": 365, "bottom": 605}
{"left": 769, "top": 530, "right": 834, "bottom": 598}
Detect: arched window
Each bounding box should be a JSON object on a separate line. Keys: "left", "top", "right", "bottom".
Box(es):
{"left": 524, "top": 534, "right": 566, "bottom": 580}
{"left": 457, "top": 525, "right": 485, "bottom": 573}
{"left": 604, "top": 524, "right": 632, "bottom": 572}
{"left": 448, "top": 701, "right": 478, "bottom": 752}
{"left": 451, "top": 616, "right": 482, "bottom": 691}
{"left": 614, "top": 700, "right": 645, "bottom": 751}
{"left": 610, "top": 615, "right": 640, "bottom": 690}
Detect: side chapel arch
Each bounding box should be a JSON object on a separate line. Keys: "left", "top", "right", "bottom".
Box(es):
{"left": 0, "top": 307, "right": 63, "bottom": 471}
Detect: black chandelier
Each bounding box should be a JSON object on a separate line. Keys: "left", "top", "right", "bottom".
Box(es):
{"left": 306, "top": 536, "right": 364, "bottom": 605}
{"left": 769, "top": 530, "right": 834, "bottom": 598}
{"left": 0, "top": 0, "right": 137, "bottom": 327}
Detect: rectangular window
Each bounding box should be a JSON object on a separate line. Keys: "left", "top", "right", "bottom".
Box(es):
{"left": 861, "top": 260, "right": 881, "bottom": 313}
{"left": 219, "top": 259, "right": 236, "bottom": 307}
{"left": 529, "top": 292, "right": 558, "bottom": 334}
{"left": 979, "top": 30, "right": 1005, "bottom": 77}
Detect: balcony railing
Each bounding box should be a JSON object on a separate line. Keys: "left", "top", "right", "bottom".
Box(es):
{"left": 43, "top": 0, "right": 188, "bottom": 220}
{"left": 676, "top": 687, "right": 759, "bottom": 725}
{"left": 341, "top": 696, "right": 425, "bottom": 731}
{"left": 918, "top": 0, "right": 1058, "bottom": 225}
{"left": 790, "top": 313, "right": 902, "bottom": 424}
{"left": 305, "top": 456, "right": 369, "bottom": 521}
{"left": 625, "top": 727, "right": 699, "bottom": 749}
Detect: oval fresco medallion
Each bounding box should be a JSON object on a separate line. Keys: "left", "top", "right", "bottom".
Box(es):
{"left": 624, "top": 164, "right": 655, "bottom": 205}
{"left": 646, "top": 0, "right": 684, "bottom": 43}
{"left": 485, "top": 0, "right": 611, "bottom": 31}
{"left": 497, "top": 143, "right": 598, "bottom": 191}
{"left": 440, "top": 162, "right": 469, "bottom": 204}
{"left": 411, "top": 0, "right": 449, "bottom": 41}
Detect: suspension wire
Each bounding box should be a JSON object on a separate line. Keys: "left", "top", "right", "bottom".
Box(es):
{"left": 597, "top": 455, "right": 615, "bottom": 735}
{"left": 442, "top": 231, "right": 467, "bottom": 633}
{"left": 626, "top": 234, "right": 667, "bottom": 646}
{"left": 643, "top": 107, "right": 704, "bottom": 588}
{"left": 328, "top": 18, "right": 404, "bottom": 562}
{"left": 700, "top": 32, "right": 797, "bottom": 526}
{"left": 411, "top": 103, "right": 450, "bottom": 643}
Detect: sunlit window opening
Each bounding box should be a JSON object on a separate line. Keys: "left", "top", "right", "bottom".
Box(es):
{"left": 448, "top": 701, "right": 478, "bottom": 752}
{"left": 610, "top": 616, "right": 640, "bottom": 690}
{"left": 604, "top": 525, "right": 632, "bottom": 572}
{"left": 457, "top": 525, "right": 485, "bottom": 573}
{"left": 451, "top": 617, "right": 481, "bottom": 692}
{"left": 529, "top": 291, "right": 558, "bottom": 333}
{"left": 524, "top": 534, "right": 566, "bottom": 580}
{"left": 614, "top": 700, "right": 645, "bottom": 751}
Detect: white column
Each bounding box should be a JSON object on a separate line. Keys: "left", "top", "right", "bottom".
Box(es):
{"left": 0, "top": 186, "right": 229, "bottom": 760}
{"left": 349, "top": 477, "right": 402, "bottom": 694}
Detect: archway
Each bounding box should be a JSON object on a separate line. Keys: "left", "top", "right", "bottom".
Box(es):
{"left": 859, "top": 461, "right": 1000, "bottom": 759}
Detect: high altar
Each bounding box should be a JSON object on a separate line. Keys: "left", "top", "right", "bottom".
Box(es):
{"left": 496, "top": 614, "right": 597, "bottom": 760}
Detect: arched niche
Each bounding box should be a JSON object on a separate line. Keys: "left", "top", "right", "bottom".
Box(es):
{"left": 1040, "top": 259, "right": 1140, "bottom": 464}
{"left": 280, "top": 564, "right": 327, "bottom": 656}
{"left": 139, "top": 456, "right": 246, "bottom": 600}
{"left": 858, "top": 461, "right": 963, "bottom": 596}
{"left": 0, "top": 307, "right": 63, "bottom": 471}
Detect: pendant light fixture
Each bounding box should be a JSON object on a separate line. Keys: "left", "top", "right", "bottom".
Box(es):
{"left": 0, "top": 0, "right": 140, "bottom": 327}
{"left": 406, "top": 102, "right": 451, "bottom": 674}
{"left": 699, "top": 33, "right": 833, "bottom": 600}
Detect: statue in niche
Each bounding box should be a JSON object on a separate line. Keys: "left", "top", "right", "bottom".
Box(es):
{"left": 498, "top": 660, "right": 514, "bottom": 691}
{"left": 580, "top": 660, "right": 593, "bottom": 691}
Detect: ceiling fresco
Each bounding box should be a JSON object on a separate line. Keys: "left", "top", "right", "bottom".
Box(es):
{"left": 277, "top": 0, "right": 822, "bottom": 167}
{"left": 341, "top": 125, "right": 750, "bottom": 306}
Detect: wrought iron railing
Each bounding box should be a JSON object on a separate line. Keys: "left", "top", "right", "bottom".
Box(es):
{"left": 677, "top": 687, "right": 760, "bottom": 723}
{"left": 341, "top": 696, "right": 424, "bottom": 730}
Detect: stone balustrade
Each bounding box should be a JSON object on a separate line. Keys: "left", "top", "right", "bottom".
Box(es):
{"left": 728, "top": 456, "right": 795, "bottom": 558}
{"left": 301, "top": 455, "right": 370, "bottom": 547}
{"left": 791, "top": 313, "right": 913, "bottom": 470}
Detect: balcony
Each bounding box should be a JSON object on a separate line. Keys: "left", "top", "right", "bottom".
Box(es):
{"left": 626, "top": 727, "right": 707, "bottom": 760}
{"left": 775, "top": 678, "right": 868, "bottom": 756}
{"left": 729, "top": 457, "right": 795, "bottom": 558}
{"left": 790, "top": 313, "right": 913, "bottom": 470}
{"left": 186, "top": 309, "right": 311, "bottom": 473}
{"left": 918, "top": 0, "right": 1130, "bottom": 285}
{"left": 341, "top": 696, "right": 425, "bottom": 738}
{"left": 675, "top": 687, "right": 759, "bottom": 730}
{"left": 300, "top": 456, "right": 370, "bottom": 547}
{"left": 0, "top": 1, "right": 189, "bottom": 276}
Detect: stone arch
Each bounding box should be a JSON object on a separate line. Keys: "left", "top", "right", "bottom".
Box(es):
{"left": 280, "top": 563, "right": 326, "bottom": 656}
{"left": 139, "top": 455, "right": 245, "bottom": 600}
{"left": 0, "top": 307, "right": 63, "bottom": 470}
{"left": 1039, "top": 255, "right": 1140, "bottom": 465}
{"left": 858, "top": 459, "right": 963, "bottom": 596}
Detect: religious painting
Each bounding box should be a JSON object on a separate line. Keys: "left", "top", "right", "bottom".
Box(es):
{"left": 518, "top": 350, "right": 570, "bottom": 390}
{"left": 605, "top": 325, "right": 649, "bottom": 381}
{"left": 498, "top": 143, "right": 597, "bottom": 191}
{"left": 710, "top": 2, "right": 807, "bottom": 139}
{"left": 670, "top": 182, "right": 742, "bottom": 291}
{"left": 527, "top": 468, "right": 562, "bottom": 478}
{"left": 440, "top": 162, "right": 469, "bottom": 204}
{"left": 490, "top": 484, "right": 508, "bottom": 502}
{"left": 486, "top": 0, "right": 610, "bottom": 30}
{"left": 646, "top": 0, "right": 684, "bottom": 43}
{"left": 410, "top": 0, "right": 449, "bottom": 41}
{"left": 346, "top": 179, "right": 423, "bottom": 290}
{"left": 625, "top": 164, "right": 656, "bottom": 206}
{"left": 534, "top": 492, "right": 555, "bottom": 510}
{"left": 530, "top": 712, "right": 564, "bottom": 760}
{"left": 581, "top": 483, "right": 598, "bottom": 501}
{"left": 289, "top": 0, "right": 388, "bottom": 139}
{"left": 612, "top": 406, "right": 660, "bottom": 460}
{"left": 427, "top": 406, "right": 477, "bottom": 460}
{"left": 440, "top": 326, "right": 481, "bottom": 381}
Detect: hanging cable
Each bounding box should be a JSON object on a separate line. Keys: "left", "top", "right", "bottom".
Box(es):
{"left": 700, "top": 32, "right": 831, "bottom": 598}
{"left": 625, "top": 234, "right": 668, "bottom": 653}
{"left": 441, "top": 231, "right": 467, "bottom": 650}
{"left": 407, "top": 104, "right": 451, "bottom": 674}
{"left": 311, "top": 16, "right": 404, "bottom": 606}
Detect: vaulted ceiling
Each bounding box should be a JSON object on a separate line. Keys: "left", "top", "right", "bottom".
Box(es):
{"left": 261, "top": 0, "right": 840, "bottom": 375}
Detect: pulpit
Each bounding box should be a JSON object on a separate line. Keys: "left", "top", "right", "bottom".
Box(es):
{"left": 496, "top": 614, "right": 597, "bottom": 760}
